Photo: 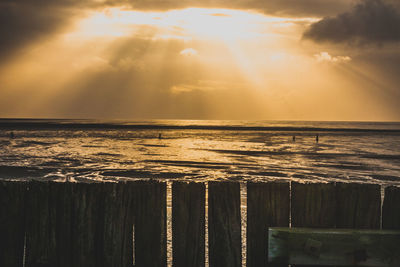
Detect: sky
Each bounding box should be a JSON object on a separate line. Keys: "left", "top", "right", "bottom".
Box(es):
{"left": 0, "top": 0, "right": 400, "bottom": 121}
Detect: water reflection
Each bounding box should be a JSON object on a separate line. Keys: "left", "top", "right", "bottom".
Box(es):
{"left": 0, "top": 128, "right": 400, "bottom": 185}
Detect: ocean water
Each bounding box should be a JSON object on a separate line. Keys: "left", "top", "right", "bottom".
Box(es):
{"left": 0, "top": 119, "right": 400, "bottom": 185}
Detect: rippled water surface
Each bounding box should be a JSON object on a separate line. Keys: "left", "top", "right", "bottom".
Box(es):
{"left": 1, "top": 119, "right": 400, "bottom": 185}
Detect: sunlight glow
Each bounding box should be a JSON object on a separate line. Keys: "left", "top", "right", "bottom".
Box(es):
{"left": 61, "top": 7, "right": 320, "bottom": 93}
{"left": 69, "top": 7, "right": 316, "bottom": 42}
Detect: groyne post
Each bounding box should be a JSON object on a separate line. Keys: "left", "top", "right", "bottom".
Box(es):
{"left": 172, "top": 181, "right": 205, "bottom": 267}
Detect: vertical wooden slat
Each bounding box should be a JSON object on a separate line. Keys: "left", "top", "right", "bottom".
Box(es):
{"left": 26, "top": 181, "right": 135, "bottom": 267}
{"left": 291, "top": 182, "right": 336, "bottom": 228}
{"left": 172, "top": 181, "right": 205, "bottom": 267}
{"left": 25, "top": 181, "right": 57, "bottom": 267}
{"left": 291, "top": 182, "right": 336, "bottom": 267}
{"left": 0, "top": 181, "right": 26, "bottom": 267}
{"left": 99, "top": 182, "right": 134, "bottom": 267}
{"left": 383, "top": 186, "right": 400, "bottom": 230}
{"left": 208, "top": 181, "right": 241, "bottom": 267}
{"left": 25, "top": 182, "right": 74, "bottom": 267}
{"left": 51, "top": 182, "right": 74, "bottom": 267}
{"left": 70, "top": 182, "right": 103, "bottom": 267}
{"left": 246, "top": 181, "right": 289, "bottom": 267}
{"left": 134, "top": 181, "right": 167, "bottom": 267}
{"left": 336, "top": 183, "right": 381, "bottom": 229}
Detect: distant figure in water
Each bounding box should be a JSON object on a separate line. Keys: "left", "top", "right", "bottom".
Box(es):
{"left": 316, "top": 134, "right": 319, "bottom": 143}
{"left": 158, "top": 133, "right": 162, "bottom": 139}
{"left": 292, "top": 135, "right": 296, "bottom": 142}
{"left": 10, "top": 131, "right": 15, "bottom": 139}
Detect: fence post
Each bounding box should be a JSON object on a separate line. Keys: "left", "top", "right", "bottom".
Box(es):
{"left": 70, "top": 182, "right": 104, "bottom": 267}
{"left": 25, "top": 181, "right": 59, "bottom": 267}
{"left": 336, "top": 183, "right": 381, "bottom": 229}
{"left": 208, "top": 181, "right": 241, "bottom": 267}
{"left": 172, "top": 181, "right": 205, "bottom": 267}
{"left": 247, "top": 181, "right": 289, "bottom": 267}
{"left": 134, "top": 180, "right": 167, "bottom": 267}
{"left": 51, "top": 182, "right": 74, "bottom": 267}
{"left": 291, "top": 182, "right": 336, "bottom": 267}
{"left": 383, "top": 186, "right": 400, "bottom": 230}
{"left": 99, "top": 182, "right": 134, "bottom": 267}
{"left": 0, "top": 181, "right": 26, "bottom": 267}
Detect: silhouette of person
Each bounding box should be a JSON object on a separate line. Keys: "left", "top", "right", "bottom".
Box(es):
{"left": 158, "top": 133, "right": 162, "bottom": 139}
{"left": 292, "top": 135, "right": 296, "bottom": 142}
{"left": 10, "top": 131, "right": 15, "bottom": 139}
{"left": 316, "top": 134, "right": 319, "bottom": 143}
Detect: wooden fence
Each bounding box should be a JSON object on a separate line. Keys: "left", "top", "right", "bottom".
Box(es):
{"left": 0, "top": 180, "right": 399, "bottom": 267}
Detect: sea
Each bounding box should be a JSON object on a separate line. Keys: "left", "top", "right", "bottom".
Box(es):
{"left": 1, "top": 119, "right": 400, "bottom": 185}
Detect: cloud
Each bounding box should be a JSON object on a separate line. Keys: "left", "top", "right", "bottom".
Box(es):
{"left": 0, "top": 0, "right": 365, "bottom": 60}
{"left": 314, "top": 52, "right": 351, "bottom": 63}
{"left": 121, "top": 0, "right": 353, "bottom": 17}
{"left": 3, "top": 0, "right": 400, "bottom": 62}
{"left": 180, "top": 48, "right": 198, "bottom": 56}
{"left": 303, "top": 0, "right": 400, "bottom": 45}
{"left": 171, "top": 80, "right": 235, "bottom": 93}
{"left": 0, "top": 1, "right": 83, "bottom": 61}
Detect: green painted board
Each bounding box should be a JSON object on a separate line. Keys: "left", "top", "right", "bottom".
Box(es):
{"left": 268, "top": 227, "right": 400, "bottom": 266}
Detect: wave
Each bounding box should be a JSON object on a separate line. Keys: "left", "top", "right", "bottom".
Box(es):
{"left": 1, "top": 119, "right": 400, "bottom": 133}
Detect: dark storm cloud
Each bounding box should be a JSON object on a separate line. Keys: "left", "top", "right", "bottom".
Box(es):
{"left": 0, "top": 0, "right": 353, "bottom": 62}
{"left": 303, "top": 0, "right": 400, "bottom": 45}
{"left": 0, "top": 1, "right": 78, "bottom": 60}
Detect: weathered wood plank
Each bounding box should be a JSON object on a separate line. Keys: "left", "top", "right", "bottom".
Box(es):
{"left": 291, "top": 182, "right": 336, "bottom": 267}
{"left": 208, "top": 181, "right": 242, "bottom": 267}
{"left": 383, "top": 186, "right": 400, "bottom": 230}
{"left": 134, "top": 180, "right": 167, "bottom": 267}
{"left": 0, "top": 181, "right": 26, "bottom": 267}
{"left": 98, "top": 182, "right": 134, "bottom": 267}
{"left": 51, "top": 182, "right": 74, "bottom": 267}
{"left": 336, "top": 183, "right": 381, "bottom": 229}
{"left": 172, "top": 181, "right": 205, "bottom": 267}
{"left": 25, "top": 181, "right": 135, "bottom": 267}
{"left": 291, "top": 182, "right": 336, "bottom": 228}
{"left": 268, "top": 227, "right": 400, "bottom": 266}
{"left": 25, "top": 181, "right": 58, "bottom": 267}
{"left": 246, "top": 181, "right": 289, "bottom": 267}
{"left": 25, "top": 182, "right": 76, "bottom": 267}
{"left": 70, "top": 182, "right": 104, "bottom": 267}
